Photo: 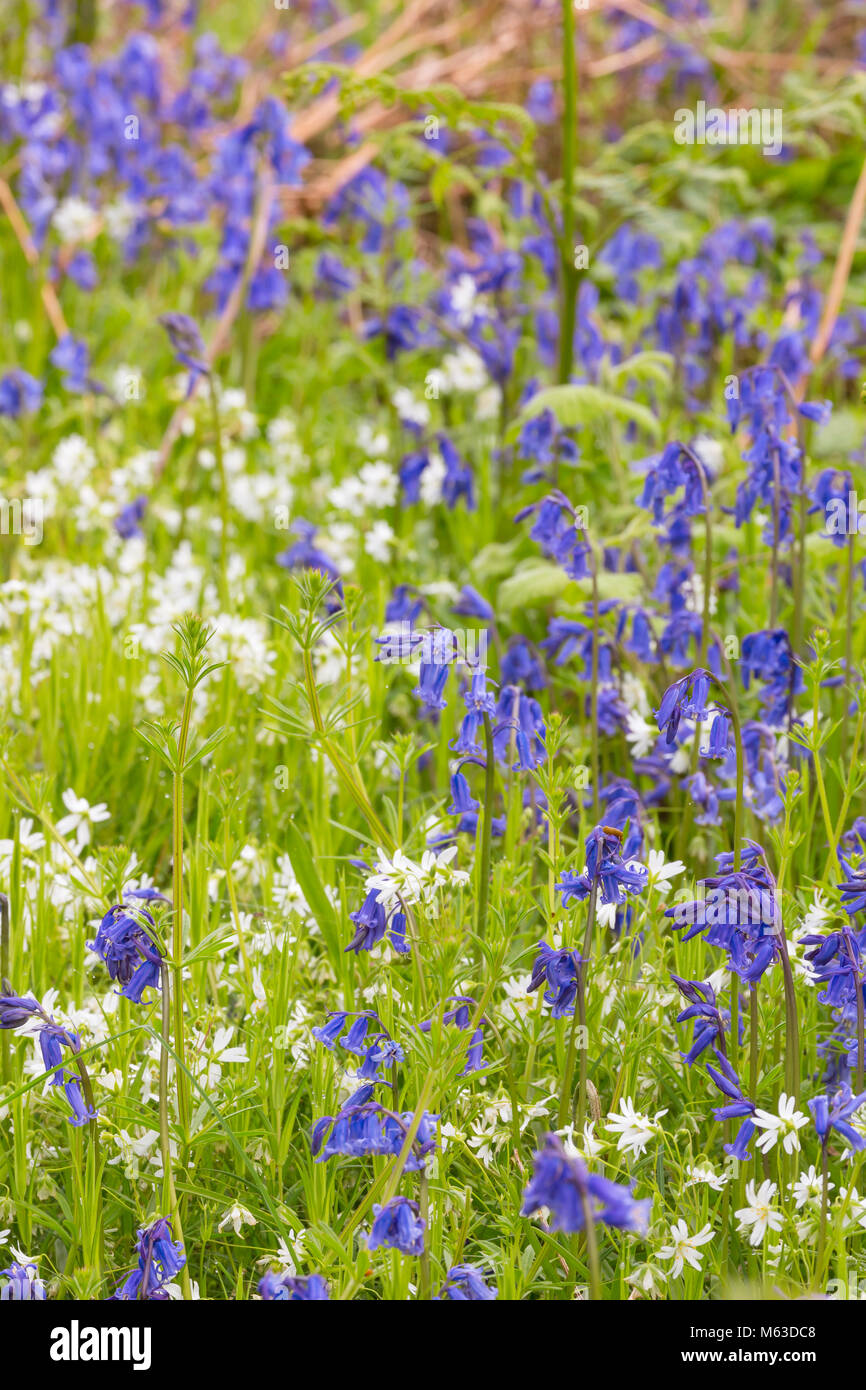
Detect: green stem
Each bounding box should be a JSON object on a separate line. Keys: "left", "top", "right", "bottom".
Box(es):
{"left": 172, "top": 685, "right": 194, "bottom": 1134}
{"left": 559, "top": 880, "right": 597, "bottom": 1129}
{"left": 158, "top": 962, "right": 192, "bottom": 1299}
{"left": 0, "top": 894, "right": 9, "bottom": 1084}
{"left": 475, "top": 713, "right": 496, "bottom": 950}
{"left": 578, "top": 1187, "right": 601, "bottom": 1300}
{"left": 557, "top": 0, "right": 578, "bottom": 384}
{"left": 207, "top": 373, "right": 230, "bottom": 608}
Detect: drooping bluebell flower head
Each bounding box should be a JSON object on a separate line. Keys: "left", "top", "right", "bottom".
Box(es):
{"left": 515, "top": 489, "right": 590, "bottom": 580}
{"left": 809, "top": 1085, "right": 866, "bottom": 1152}
{"left": 312, "top": 1009, "right": 404, "bottom": 1081}
{"left": 522, "top": 1134, "right": 651, "bottom": 1235}
{"left": 115, "top": 495, "right": 147, "bottom": 540}
{"left": 109, "top": 1217, "right": 185, "bottom": 1300}
{"left": 452, "top": 585, "right": 495, "bottom": 623}
{"left": 158, "top": 311, "right": 209, "bottom": 394}
{"left": 312, "top": 1094, "right": 437, "bottom": 1172}
{"left": 492, "top": 685, "right": 546, "bottom": 771}
{"left": 345, "top": 890, "right": 409, "bottom": 956}
{"left": 741, "top": 629, "right": 803, "bottom": 726}
{"left": 528, "top": 940, "right": 582, "bottom": 1019}
{"left": 49, "top": 334, "right": 100, "bottom": 395}
{"left": 799, "top": 924, "right": 862, "bottom": 1012}
{"left": 276, "top": 520, "right": 342, "bottom": 593}
{"left": 640, "top": 441, "right": 709, "bottom": 525}
{"left": 557, "top": 824, "right": 647, "bottom": 909}
{"left": 258, "top": 1271, "right": 329, "bottom": 1300}
{"left": 655, "top": 667, "right": 714, "bottom": 744}
{"left": 0, "top": 368, "right": 43, "bottom": 417}
{"left": 0, "top": 991, "right": 96, "bottom": 1127}
{"left": 367, "top": 1196, "right": 425, "bottom": 1256}
{"left": 500, "top": 636, "right": 547, "bottom": 691}
{"left": 436, "top": 1264, "right": 498, "bottom": 1300}
{"left": 670, "top": 974, "right": 733, "bottom": 1065}
{"left": 706, "top": 1052, "right": 756, "bottom": 1160}
{"left": 454, "top": 669, "right": 496, "bottom": 755}
{"left": 88, "top": 903, "right": 164, "bottom": 1004}
{"left": 666, "top": 861, "right": 780, "bottom": 979}
{"left": 0, "top": 1260, "right": 46, "bottom": 1300}
{"left": 810, "top": 467, "right": 856, "bottom": 546}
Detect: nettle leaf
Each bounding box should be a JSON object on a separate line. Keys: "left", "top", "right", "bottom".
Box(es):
{"left": 515, "top": 384, "right": 662, "bottom": 441}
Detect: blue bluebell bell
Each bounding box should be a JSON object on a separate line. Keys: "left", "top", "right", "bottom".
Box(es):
{"left": 655, "top": 667, "right": 714, "bottom": 744}
{"left": 522, "top": 1134, "right": 651, "bottom": 1235}
{"left": 88, "top": 903, "right": 164, "bottom": 1004}
{"left": 528, "top": 941, "right": 581, "bottom": 1018}
{"left": 109, "top": 1217, "right": 185, "bottom": 1301}
{"left": 312, "top": 1097, "right": 437, "bottom": 1171}
{"left": 0, "top": 1261, "right": 46, "bottom": 1300}
{"left": 809, "top": 1085, "right": 866, "bottom": 1152}
{"left": 0, "top": 991, "right": 96, "bottom": 1127}
{"left": 367, "top": 1196, "right": 425, "bottom": 1256}
{"left": 259, "top": 1271, "right": 329, "bottom": 1300}
{"left": 436, "top": 1264, "right": 497, "bottom": 1300}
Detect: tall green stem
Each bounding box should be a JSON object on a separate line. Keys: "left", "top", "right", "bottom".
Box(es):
{"left": 475, "top": 714, "right": 496, "bottom": 951}
{"left": 557, "top": 0, "right": 578, "bottom": 383}
{"left": 173, "top": 685, "right": 194, "bottom": 1133}
{"left": 158, "top": 962, "right": 192, "bottom": 1300}
{"left": 559, "top": 880, "right": 597, "bottom": 1129}
{"left": 207, "top": 374, "right": 230, "bottom": 607}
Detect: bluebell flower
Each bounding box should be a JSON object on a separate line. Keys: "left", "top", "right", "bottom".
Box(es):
{"left": 0, "top": 1261, "right": 46, "bottom": 1300}
{"left": 741, "top": 629, "right": 803, "bottom": 725}
{"left": 454, "top": 669, "right": 496, "bottom": 755}
{"left": 452, "top": 585, "right": 494, "bottom": 623}
{"left": 259, "top": 1271, "right": 329, "bottom": 1300}
{"left": 655, "top": 667, "right": 714, "bottom": 744}
{"left": 367, "top": 1196, "right": 425, "bottom": 1256}
{"left": 706, "top": 1053, "right": 756, "bottom": 1160}
{"left": 312, "top": 1097, "right": 437, "bottom": 1171}
{"left": 666, "top": 862, "right": 780, "bottom": 979}
{"left": 522, "top": 1134, "right": 651, "bottom": 1235}
{"left": 492, "top": 685, "right": 546, "bottom": 770}
{"left": 0, "top": 369, "right": 43, "bottom": 417}
{"left": 436, "top": 1264, "right": 497, "bottom": 1300}
{"left": 500, "top": 636, "right": 547, "bottom": 690}
{"left": 809, "top": 1085, "right": 866, "bottom": 1152}
{"left": 158, "top": 312, "right": 209, "bottom": 394}
{"left": 345, "top": 890, "right": 387, "bottom": 953}
{"left": 670, "top": 974, "right": 732, "bottom": 1065}
{"left": 515, "top": 489, "right": 590, "bottom": 580}
{"left": 447, "top": 770, "right": 480, "bottom": 817}
{"left": 115, "top": 496, "right": 147, "bottom": 540}
{"left": 0, "top": 991, "right": 96, "bottom": 1128}
{"left": 109, "top": 1217, "right": 185, "bottom": 1301}
{"left": 528, "top": 941, "right": 581, "bottom": 1018}
{"left": 50, "top": 334, "right": 98, "bottom": 394}
{"left": 345, "top": 889, "right": 409, "bottom": 955}
{"left": 557, "top": 825, "right": 647, "bottom": 909}
{"left": 88, "top": 903, "right": 164, "bottom": 1004}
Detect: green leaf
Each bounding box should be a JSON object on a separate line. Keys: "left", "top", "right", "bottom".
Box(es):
{"left": 284, "top": 819, "right": 340, "bottom": 958}
{"left": 514, "top": 384, "right": 661, "bottom": 441}
{"left": 496, "top": 560, "right": 571, "bottom": 615}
